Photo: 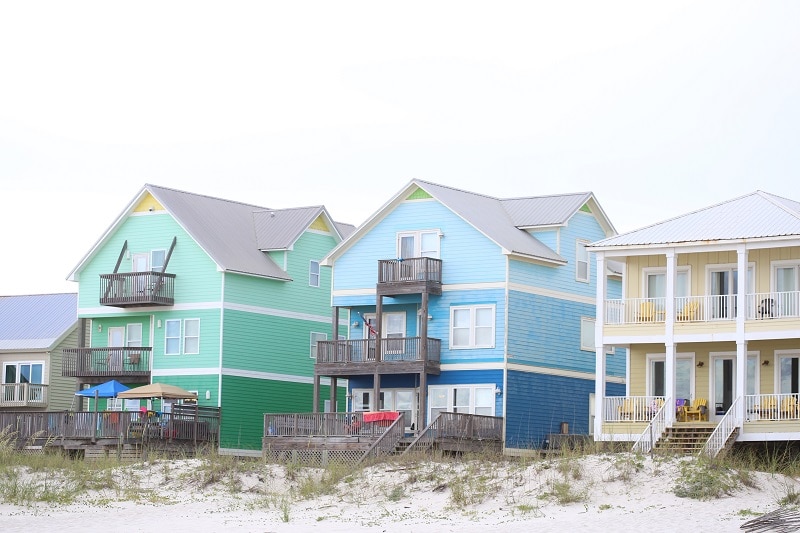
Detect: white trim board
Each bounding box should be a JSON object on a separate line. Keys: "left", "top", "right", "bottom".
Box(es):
{"left": 506, "top": 362, "right": 625, "bottom": 384}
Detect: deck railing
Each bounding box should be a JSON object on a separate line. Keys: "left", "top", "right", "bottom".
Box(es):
{"left": 605, "top": 297, "right": 666, "bottom": 324}
{"left": 99, "top": 271, "right": 175, "bottom": 307}
{"left": 632, "top": 397, "right": 671, "bottom": 454}
{"left": 744, "top": 393, "right": 800, "bottom": 422}
{"left": 0, "top": 383, "right": 48, "bottom": 407}
{"left": 0, "top": 408, "right": 219, "bottom": 443}
{"left": 316, "top": 337, "right": 441, "bottom": 364}
{"left": 403, "top": 412, "right": 503, "bottom": 455}
{"left": 702, "top": 397, "right": 740, "bottom": 458}
{"left": 604, "top": 396, "right": 666, "bottom": 423}
{"left": 360, "top": 413, "right": 406, "bottom": 462}
{"left": 62, "top": 347, "right": 151, "bottom": 378}
{"left": 747, "top": 291, "right": 800, "bottom": 320}
{"left": 263, "top": 412, "right": 398, "bottom": 438}
{"left": 377, "top": 257, "right": 442, "bottom": 285}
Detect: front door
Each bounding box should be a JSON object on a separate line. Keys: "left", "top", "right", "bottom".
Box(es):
{"left": 711, "top": 355, "right": 736, "bottom": 420}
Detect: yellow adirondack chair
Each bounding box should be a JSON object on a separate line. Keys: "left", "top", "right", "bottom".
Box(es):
{"left": 639, "top": 301, "right": 656, "bottom": 323}
{"left": 759, "top": 397, "right": 778, "bottom": 419}
{"left": 684, "top": 398, "right": 708, "bottom": 421}
{"left": 618, "top": 399, "right": 635, "bottom": 420}
{"left": 781, "top": 396, "right": 799, "bottom": 420}
{"left": 677, "top": 300, "right": 700, "bottom": 322}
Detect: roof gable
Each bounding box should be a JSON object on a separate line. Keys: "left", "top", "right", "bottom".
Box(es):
{"left": 0, "top": 293, "right": 78, "bottom": 351}
{"left": 324, "top": 179, "right": 616, "bottom": 265}
{"left": 592, "top": 191, "right": 800, "bottom": 248}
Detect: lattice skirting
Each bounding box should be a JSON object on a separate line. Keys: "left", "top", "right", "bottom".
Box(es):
{"left": 262, "top": 448, "right": 364, "bottom": 466}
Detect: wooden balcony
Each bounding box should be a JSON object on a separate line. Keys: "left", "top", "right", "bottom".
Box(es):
{"left": 377, "top": 257, "right": 442, "bottom": 296}
{"left": 62, "top": 347, "right": 151, "bottom": 383}
{"left": 99, "top": 272, "right": 175, "bottom": 307}
{"left": 0, "top": 383, "right": 48, "bottom": 408}
{"left": 315, "top": 337, "right": 441, "bottom": 376}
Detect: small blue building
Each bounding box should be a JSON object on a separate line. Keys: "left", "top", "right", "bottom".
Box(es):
{"left": 313, "top": 180, "right": 625, "bottom": 451}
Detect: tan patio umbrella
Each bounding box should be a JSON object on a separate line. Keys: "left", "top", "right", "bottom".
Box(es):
{"left": 116, "top": 383, "right": 198, "bottom": 400}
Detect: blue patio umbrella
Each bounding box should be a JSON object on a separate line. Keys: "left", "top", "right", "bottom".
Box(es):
{"left": 75, "top": 379, "right": 130, "bottom": 398}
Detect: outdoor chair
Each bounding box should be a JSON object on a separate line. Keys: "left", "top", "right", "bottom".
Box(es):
{"left": 618, "top": 399, "right": 635, "bottom": 420}
{"left": 759, "top": 397, "right": 778, "bottom": 419}
{"left": 781, "top": 396, "right": 799, "bottom": 420}
{"left": 684, "top": 398, "right": 708, "bottom": 421}
{"left": 677, "top": 300, "right": 700, "bottom": 322}
{"left": 638, "top": 301, "right": 656, "bottom": 323}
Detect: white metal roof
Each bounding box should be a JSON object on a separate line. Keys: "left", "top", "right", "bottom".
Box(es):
{"left": 0, "top": 293, "right": 78, "bottom": 351}
{"left": 592, "top": 191, "right": 800, "bottom": 248}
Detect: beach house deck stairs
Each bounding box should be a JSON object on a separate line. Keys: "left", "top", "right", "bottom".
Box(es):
{"left": 654, "top": 423, "right": 718, "bottom": 454}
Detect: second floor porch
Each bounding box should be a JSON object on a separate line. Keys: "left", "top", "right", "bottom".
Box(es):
{"left": 99, "top": 271, "right": 176, "bottom": 307}
{"left": 315, "top": 337, "right": 441, "bottom": 376}
{"left": 0, "top": 383, "right": 48, "bottom": 408}
{"left": 377, "top": 257, "right": 442, "bottom": 296}
{"left": 62, "top": 347, "right": 151, "bottom": 383}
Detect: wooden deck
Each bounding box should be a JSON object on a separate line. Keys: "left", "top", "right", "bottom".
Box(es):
{"left": 0, "top": 406, "right": 220, "bottom": 456}
{"left": 315, "top": 337, "right": 441, "bottom": 376}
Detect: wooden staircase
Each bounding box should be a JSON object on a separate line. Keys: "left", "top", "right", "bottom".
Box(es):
{"left": 655, "top": 423, "right": 717, "bottom": 454}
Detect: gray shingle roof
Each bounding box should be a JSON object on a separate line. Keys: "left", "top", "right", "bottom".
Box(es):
{"left": 414, "top": 181, "right": 599, "bottom": 263}
{"left": 592, "top": 191, "right": 800, "bottom": 248}
{"left": 0, "top": 293, "right": 78, "bottom": 351}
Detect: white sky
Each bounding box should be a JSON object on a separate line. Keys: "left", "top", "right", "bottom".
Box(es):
{"left": 1, "top": 2, "right": 797, "bottom": 295}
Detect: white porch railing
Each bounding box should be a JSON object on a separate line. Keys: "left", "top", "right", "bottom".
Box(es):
{"left": 701, "top": 396, "right": 740, "bottom": 458}
{"left": 632, "top": 397, "right": 671, "bottom": 454}
{"left": 747, "top": 291, "right": 800, "bottom": 320}
{"left": 604, "top": 396, "right": 666, "bottom": 423}
{"left": 604, "top": 298, "right": 666, "bottom": 325}
{"left": 0, "top": 383, "right": 48, "bottom": 407}
{"left": 744, "top": 393, "right": 800, "bottom": 422}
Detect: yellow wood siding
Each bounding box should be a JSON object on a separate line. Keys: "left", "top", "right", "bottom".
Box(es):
{"left": 133, "top": 192, "right": 165, "bottom": 213}
{"left": 309, "top": 215, "right": 330, "bottom": 232}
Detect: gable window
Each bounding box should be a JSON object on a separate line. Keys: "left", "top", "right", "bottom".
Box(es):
{"left": 397, "top": 230, "right": 441, "bottom": 259}
{"left": 576, "top": 241, "right": 589, "bottom": 282}
{"left": 310, "top": 332, "right": 327, "bottom": 359}
{"left": 450, "top": 305, "right": 495, "bottom": 349}
{"left": 151, "top": 250, "right": 166, "bottom": 272}
{"left": 309, "top": 260, "right": 320, "bottom": 287}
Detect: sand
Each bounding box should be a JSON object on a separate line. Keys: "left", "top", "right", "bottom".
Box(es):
{"left": 1, "top": 453, "right": 797, "bottom": 532}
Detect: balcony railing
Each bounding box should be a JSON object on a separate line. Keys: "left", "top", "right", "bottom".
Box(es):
{"left": 99, "top": 272, "right": 175, "bottom": 307}
{"left": 604, "top": 291, "right": 800, "bottom": 325}
{"left": 377, "top": 257, "right": 442, "bottom": 290}
{"left": 0, "top": 383, "right": 48, "bottom": 408}
{"left": 603, "top": 395, "right": 666, "bottom": 423}
{"left": 62, "top": 347, "right": 151, "bottom": 378}
{"left": 316, "top": 337, "right": 441, "bottom": 365}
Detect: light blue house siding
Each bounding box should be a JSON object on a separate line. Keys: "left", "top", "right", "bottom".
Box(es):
{"left": 505, "top": 371, "right": 625, "bottom": 448}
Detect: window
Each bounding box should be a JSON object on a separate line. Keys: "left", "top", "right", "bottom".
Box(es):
{"left": 428, "top": 385, "right": 496, "bottom": 420}
{"left": 647, "top": 353, "right": 694, "bottom": 400}
{"left": 778, "top": 351, "right": 800, "bottom": 394}
{"left": 576, "top": 241, "right": 589, "bottom": 282}
{"left": 450, "top": 305, "right": 495, "bottom": 349}
{"left": 3, "top": 362, "right": 44, "bottom": 403}
{"left": 165, "top": 320, "right": 181, "bottom": 355}
{"left": 644, "top": 268, "right": 690, "bottom": 299}
{"left": 183, "top": 319, "right": 200, "bottom": 354}
{"left": 773, "top": 262, "right": 800, "bottom": 317}
{"left": 126, "top": 323, "right": 142, "bottom": 349}
{"left": 581, "top": 318, "right": 614, "bottom": 353}
{"left": 309, "top": 260, "right": 320, "bottom": 288}
{"left": 310, "top": 332, "right": 327, "bottom": 359}
{"left": 151, "top": 249, "right": 166, "bottom": 272}
{"left": 397, "top": 230, "right": 441, "bottom": 259}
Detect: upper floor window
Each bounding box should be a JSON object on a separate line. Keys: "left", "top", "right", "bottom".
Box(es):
{"left": 151, "top": 250, "right": 166, "bottom": 271}
{"left": 581, "top": 317, "right": 614, "bottom": 353}
{"left": 397, "top": 230, "right": 441, "bottom": 259}
{"left": 576, "top": 241, "right": 589, "bottom": 282}
{"left": 450, "top": 305, "right": 495, "bottom": 349}
{"left": 309, "top": 260, "right": 320, "bottom": 287}
{"left": 643, "top": 267, "right": 691, "bottom": 299}
{"left": 3, "top": 362, "right": 44, "bottom": 385}
{"left": 126, "top": 323, "right": 142, "bottom": 348}
{"left": 165, "top": 319, "right": 200, "bottom": 355}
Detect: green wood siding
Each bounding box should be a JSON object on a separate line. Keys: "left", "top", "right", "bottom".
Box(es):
{"left": 48, "top": 328, "right": 79, "bottom": 411}
{"left": 219, "top": 375, "right": 344, "bottom": 450}
{"left": 151, "top": 309, "right": 221, "bottom": 370}
{"left": 77, "top": 213, "right": 221, "bottom": 312}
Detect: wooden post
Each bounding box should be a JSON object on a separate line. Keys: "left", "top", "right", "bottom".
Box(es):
{"left": 420, "top": 291, "right": 429, "bottom": 361}
{"left": 330, "top": 377, "right": 337, "bottom": 412}
{"left": 312, "top": 374, "right": 321, "bottom": 413}
{"left": 418, "top": 371, "right": 427, "bottom": 433}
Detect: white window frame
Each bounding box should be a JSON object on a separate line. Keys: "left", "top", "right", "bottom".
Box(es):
{"left": 396, "top": 230, "right": 441, "bottom": 259}
{"left": 704, "top": 262, "right": 755, "bottom": 295}
{"left": 776, "top": 349, "right": 800, "bottom": 394}
{"left": 164, "top": 319, "right": 181, "bottom": 355}
{"left": 449, "top": 305, "right": 495, "bottom": 349}
{"left": 310, "top": 332, "right": 327, "bottom": 359}
{"left": 576, "top": 240, "right": 590, "bottom": 283}
{"left": 151, "top": 249, "right": 167, "bottom": 272}
{"left": 126, "top": 323, "right": 143, "bottom": 348}
{"left": 646, "top": 353, "right": 696, "bottom": 399}
{"left": 2, "top": 361, "right": 45, "bottom": 384}
{"left": 580, "top": 317, "right": 613, "bottom": 353}
{"left": 708, "top": 351, "right": 760, "bottom": 410}
{"left": 309, "top": 260, "right": 320, "bottom": 288}
{"left": 641, "top": 266, "right": 692, "bottom": 299}
{"left": 427, "top": 384, "right": 496, "bottom": 421}
{"left": 183, "top": 319, "right": 200, "bottom": 355}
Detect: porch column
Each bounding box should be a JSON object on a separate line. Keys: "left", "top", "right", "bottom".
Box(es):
{"left": 594, "top": 252, "right": 607, "bottom": 437}
{"left": 420, "top": 291, "right": 429, "bottom": 361}
{"left": 329, "top": 377, "right": 337, "bottom": 412}
{"left": 313, "top": 374, "right": 321, "bottom": 413}
{"left": 736, "top": 245, "right": 748, "bottom": 425}
{"left": 373, "top": 295, "right": 382, "bottom": 410}
{"left": 665, "top": 343, "right": 676, "bottom": 425}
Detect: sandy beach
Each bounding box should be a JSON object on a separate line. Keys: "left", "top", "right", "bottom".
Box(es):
{"left": 1, "top": 453, "right": 797, "bottom": 532}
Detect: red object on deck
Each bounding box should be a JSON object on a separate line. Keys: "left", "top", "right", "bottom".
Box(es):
{"left": 363, "top": 411, "right": 400, "bottom": 423}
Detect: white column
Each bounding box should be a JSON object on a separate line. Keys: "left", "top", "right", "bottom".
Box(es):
{"left": 594, "top": 252, "right": 607, "bottom": 437}
{"left": 736, "top": 245, "right": 748, "bottom": 425}
{"left": 664, "top": 251, "right": 676, "bottom": 424}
